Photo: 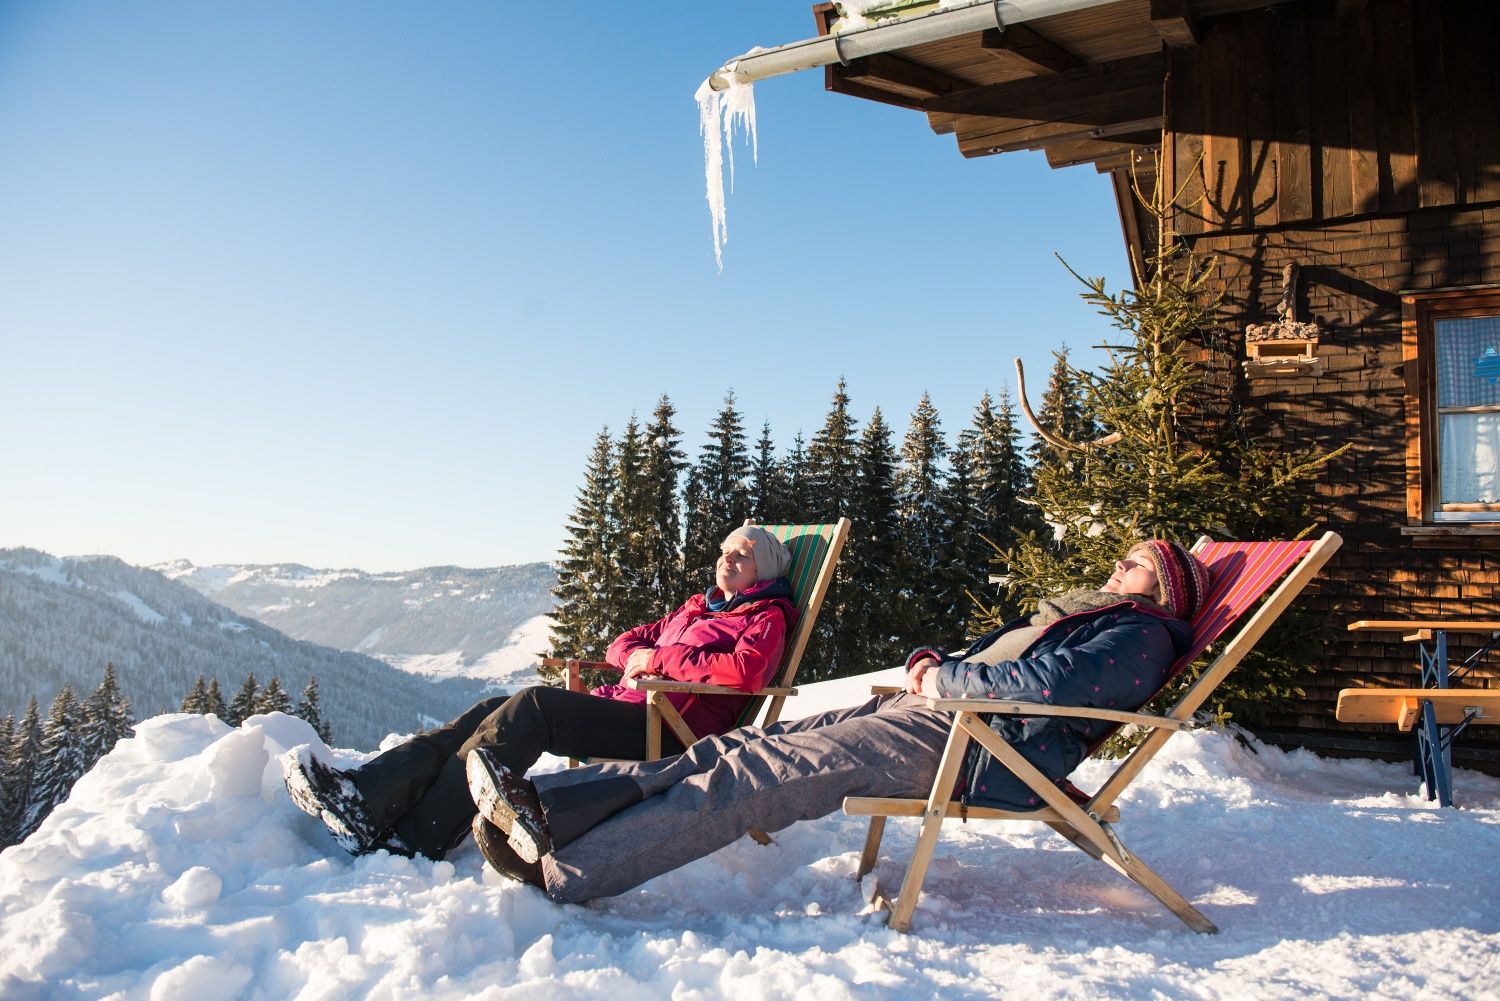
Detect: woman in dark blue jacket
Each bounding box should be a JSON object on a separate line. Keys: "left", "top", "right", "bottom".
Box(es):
{"left": 465, "top": 540, "right": 1209, "bottom": 902}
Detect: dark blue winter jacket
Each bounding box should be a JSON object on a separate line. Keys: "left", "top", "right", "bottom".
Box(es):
{"left": 933, "top": 601, "right": 1193, "bottom": 810}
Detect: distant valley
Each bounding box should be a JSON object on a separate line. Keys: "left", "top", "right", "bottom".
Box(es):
{"left": 157, "top": 559, "right": 557, "bottom": 689}
{"left": 0, "top": 549, "right": 555, "bottom": 748}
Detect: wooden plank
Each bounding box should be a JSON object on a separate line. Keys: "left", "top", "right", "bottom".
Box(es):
{"left": 845, "top": 796, "right": 1121, "bottom": 823}
{"left": 1346, "top": 620, "right": 1500, "bottom": 633}
{"left": 884, "top": 712, "right": 975, "bottom": 933}
{"left": 840, "top": 53, "right": 970, "bottom": 101}
{"left": 1150, "top": 0, "right": 1198, "bottom": 49}
{"left": 1045, "top": 133, "right": 1160, "bottom": 170}
{"left": 1269, "top": 2, "right": 1313, "bottom": 223}
{"left": 952, "top": 81, "right": 1162, "bottom": 153}
{"left": 926, "top": 52, "right": 1165, "bottom": 135}
{"left": 926, "top": 696, "right": 1193, "bottom": 730}
{"left": 1170, "top": 44, "right": 1206, "bottom": 236}
{"left": 1309, "top": 4, "right": 1352, "bottom": 219}
{"left": 1240, "top": 7, "right": 1276, "bottom": 228}
{"left": 1345, "top": 11, "right": 1381, "bottom": 215}
{"left": 1201, "top": 18, "right": 1245, "bottom": 229}
{"left": 1371, "top": 0, "right": 1418, "bottom": 213}
{"left": 1411, "top": 0, "right": 1458, "bottom": 208}
{"left": 979, "top": 24, "right": 1084, "bottom": 76}
{"left": 633, "top": 679, "right": 798, "bottom": 697}
{"left": 1455, "top": 0, "right": 1500, "bottom": 203}
{"left": 1402, "top": 295, "right": 1431, "bottom": 522}
{"left": 856, "top": 816, "right": 885, "bottom": 879}
{"left": 1336, "top": 689, "right": 1500, "bottom": 728}
{"left": 827, "top": 66, "right": 926, "bottom": 112}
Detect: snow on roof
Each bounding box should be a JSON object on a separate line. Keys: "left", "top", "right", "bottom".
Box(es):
{"left": 1, "top": 672, "right": 1496, "bottom": 998}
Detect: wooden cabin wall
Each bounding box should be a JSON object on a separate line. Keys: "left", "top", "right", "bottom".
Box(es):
{"left": 1163, "top": 0, "right": 1500, "bottom": 237}
{"left": 1162, "top": 1, "right": 1500, "bottom": 770}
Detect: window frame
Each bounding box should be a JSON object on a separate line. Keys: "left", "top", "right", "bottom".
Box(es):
{"left": 1403, "top": 287, "right": 1500, "bottom": 529}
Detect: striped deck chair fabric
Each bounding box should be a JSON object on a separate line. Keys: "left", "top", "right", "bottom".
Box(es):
{"left": 550, "top": 516, "right": 850, "bottom": 760}
{"left": 846, "top": 531, "right": 1342, "bottom": 935}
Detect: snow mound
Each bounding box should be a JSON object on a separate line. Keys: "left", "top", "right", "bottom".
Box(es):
{"left": 2, "top": 676, "right": 1498, "bottom": 999}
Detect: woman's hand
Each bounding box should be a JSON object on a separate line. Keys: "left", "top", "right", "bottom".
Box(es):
{"left": 622, "top": 648, "right": 657, "bottom": 686}
{"left": 904, "top": 657, "right": 940, "bottom": 695}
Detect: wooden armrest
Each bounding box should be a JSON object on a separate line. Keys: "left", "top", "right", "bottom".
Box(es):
{"left": 918, "top": 697, "right": 1194, "bottom": 731}
{"left": 541, "top": 658, "right": 621, "bottom": 693}
{"left": 869, "top": 685, "right": 903, "bottom": 695}
{"left": 632, "top": 679, "right": 799, "bottom": 697}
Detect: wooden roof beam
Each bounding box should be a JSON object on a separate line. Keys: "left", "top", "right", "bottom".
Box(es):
{"left": 1043, "top": 132, "right": 1161, "bottom": 169}
{"left": 928, "top": 52, "right": 1165, "bottom": 135}
{"left": 1150, "top": 0, "right": 1199, "bottom": 49}
{"left": 955, "top": 93, "right": 1162, "bottom": 155}
{"left": 978, "top": 25, "right": 1084, "bottom": 76}
{"left": 838, "top": 53, "right": 971, "bottom": 101}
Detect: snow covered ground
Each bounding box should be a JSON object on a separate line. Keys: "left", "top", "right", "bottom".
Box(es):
{"left": 3, "top": 671, "right": 1497, "bottom": 1000}
{"left": 382, "top": 615, "right": 553, "bottom": 689}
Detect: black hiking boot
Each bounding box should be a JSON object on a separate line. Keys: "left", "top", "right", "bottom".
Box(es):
{"left": 283, "top": 746, "right": 382, "bottom": 855}
{"left": 465, "top": 746, "right": 551, "bottom": 864}
{"left": 472, "top": 815, "right": 545, "bottom": 888}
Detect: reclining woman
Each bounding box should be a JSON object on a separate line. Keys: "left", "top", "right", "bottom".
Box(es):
{"left": 283, "top": 525, "right": 797, "bottom": 860}
{"left": 466, "top": 540, "right": 1211, "bottom": 901}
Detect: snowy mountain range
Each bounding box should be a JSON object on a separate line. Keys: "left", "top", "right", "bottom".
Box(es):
{"left": 155, "top": 560, "right": 556, "bottom": 687}
{"left": 0, "top": 548, "right": 493, "bottom": 748}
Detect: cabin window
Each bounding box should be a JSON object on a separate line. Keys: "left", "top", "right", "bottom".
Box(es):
{"left": 1405, "top": 290, "right": 1500, "bottom": 525}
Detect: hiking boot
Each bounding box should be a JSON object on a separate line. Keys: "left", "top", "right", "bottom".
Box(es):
{"left": 465, "top": 746, "right": 551, "bottom": 863}
{"left": 282, "top": 746, "right": 381, "bottom": 855}
{"left": 472, "top": 815, "right": 545, "bottom": 889}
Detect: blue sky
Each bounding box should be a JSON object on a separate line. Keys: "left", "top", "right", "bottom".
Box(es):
{"left": 0, "top": 2, "right": 1128, "bottom": 571}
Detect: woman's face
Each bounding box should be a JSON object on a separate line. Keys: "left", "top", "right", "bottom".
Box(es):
{"left": 716, "top": 535, "right": 760, "bottom": 597}
{"left": 1102, "top": 553, "right": 1159, "bottom": 598}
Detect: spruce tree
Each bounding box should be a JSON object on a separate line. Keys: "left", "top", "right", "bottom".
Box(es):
{"left": 611, "top": 415, "right": 654, "bottom": 633}
{"left": 205, "top": 678, "right": 229, "bottom": 720}
{"left": 297, "top": 676, "right": 333, "bottom": 743}
{"left": 181, "top": 677, "right": 210, "bottom": 713}
{"left": 836, "top": 406, "right": 902, "bottom": 677}
{"left": 640, "top": 395, "right": 688, "bottom": 616}
{"left": 939, "top": 425, "right": 981, "bottom": 638}
{"left": 4, "top": 698, "right": 41, "bottom": 845}
{"left": 682, "top": 392, "right": 752, "bottom": 580}
{"left": 962, "top": 389, "right": 1038, "bottom": 630}
{"left": 1027, "top": 346, "right": 1099, "bottom": 487}
{"left": 228, "top": 673, "right": 260, "bottom": 726}
{"left": 255, "top": 676, "right": 294, "bottom": 716}
{"left": 31, "top": 686, "right": 86, "bottom": 831}
{"left": 896, "top": 393, "right": 950, "bottom": 642}
{"left": 749, "top": 420, "right": 789, "bottom": 523}
{"left": 800, "top": 381, "right": 861, "bottom": 677}
{"left": 0, "top": 713, "right": 14, "bottom": 846}
{"left": 781, "top": 432, "right": 812, "bottom": 518}
{"left": 81, "top": 662, "right": 133, "bottom": 768}
{"left": 1000, "top": 229, "right": 1343, "bottom": 724}
{"left": 547, "top": 428, "right": 621, "bottom": 677}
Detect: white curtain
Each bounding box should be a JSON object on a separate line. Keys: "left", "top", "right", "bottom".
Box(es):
{"left": 1441, "top": 412, "right": 1500, "bottom": 505}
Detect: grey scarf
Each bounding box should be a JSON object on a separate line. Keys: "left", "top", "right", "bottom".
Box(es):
{"left": 962, "top": 589, "right": 1163, "bottom": 667}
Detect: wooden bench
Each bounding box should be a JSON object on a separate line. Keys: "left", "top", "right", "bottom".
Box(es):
{"left": 1340, "top": 620, "right": 1500, "bottom": 806}
{"left": 1336, "top": 689, "right": 1500, "bottom": 730}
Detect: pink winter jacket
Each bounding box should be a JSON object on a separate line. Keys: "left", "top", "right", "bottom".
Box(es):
{"left": 595, "top": 578, "right": 798, "bottom": 739}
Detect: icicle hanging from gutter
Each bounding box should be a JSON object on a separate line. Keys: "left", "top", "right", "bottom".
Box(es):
{"left": 696, "top": 69, "right": 758, "bottom": 272}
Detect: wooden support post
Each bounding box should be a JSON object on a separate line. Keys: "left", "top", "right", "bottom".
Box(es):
{"left": 858, "top": 816, "right": 886, "bottom": 880}
{"left": 885, "top": 713, "right": 975, "bottom": 933}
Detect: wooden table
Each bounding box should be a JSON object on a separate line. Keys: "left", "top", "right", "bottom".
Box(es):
{"left": 1340, "top": 620, "right": 1500, "bottom": 806}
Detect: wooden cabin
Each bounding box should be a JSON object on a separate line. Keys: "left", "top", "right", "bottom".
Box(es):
{"left": 802, "top": 0, "right": 1500, "bottom": 771}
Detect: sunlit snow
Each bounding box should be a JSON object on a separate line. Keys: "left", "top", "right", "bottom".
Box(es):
{"left": 2, "top": 670, "right": 1497, "bottom": 999}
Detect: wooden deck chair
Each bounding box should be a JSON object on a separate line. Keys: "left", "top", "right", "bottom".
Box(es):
{"left": 543, "top": 516, "right": 851, "bottom": 761}
{"left": 845, "top": 531, "right": 1343, "bottom": 934}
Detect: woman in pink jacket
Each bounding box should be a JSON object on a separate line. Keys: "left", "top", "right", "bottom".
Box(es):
{"left": 283, "top": 526, "right": 797, "bottom": 861}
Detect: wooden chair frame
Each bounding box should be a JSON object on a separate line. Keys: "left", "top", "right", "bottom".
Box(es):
{"left": 543, "top": 516, "right": 851, "bottom": 760}
{"left": 846, "top": 531, "right": 1343, "bottom": 934}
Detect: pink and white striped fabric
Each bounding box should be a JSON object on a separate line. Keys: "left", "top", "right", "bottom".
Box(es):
{"left": 1173, "top": 539, "right": 1317, "bottom": 679}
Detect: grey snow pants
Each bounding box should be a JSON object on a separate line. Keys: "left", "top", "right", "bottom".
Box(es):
{"left": 532, "top": 692, "right": 954, "bottom": 903}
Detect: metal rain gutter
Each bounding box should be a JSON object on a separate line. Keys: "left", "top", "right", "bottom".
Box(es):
{"left": 706, "top": 0, "right": 1121, "bottom": 92}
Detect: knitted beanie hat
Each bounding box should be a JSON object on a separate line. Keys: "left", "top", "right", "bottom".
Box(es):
{"left": 726, "top": 525, "right": 792, "bottom": 581}
{"left": 1127, "top": 540, "right": 1212, "bottom": 620}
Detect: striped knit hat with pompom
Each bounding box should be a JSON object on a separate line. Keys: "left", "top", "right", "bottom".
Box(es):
{"left": 1127, "top": 540, "right": 1212, "bottom": 620}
